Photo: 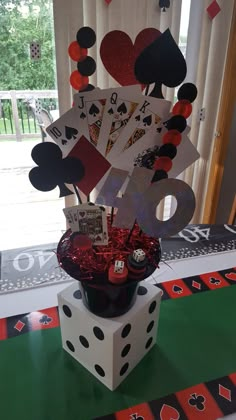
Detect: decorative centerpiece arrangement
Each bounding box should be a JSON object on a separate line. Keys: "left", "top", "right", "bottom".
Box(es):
{"left": 29, "top": 26, "right": 199, "bottom": 390}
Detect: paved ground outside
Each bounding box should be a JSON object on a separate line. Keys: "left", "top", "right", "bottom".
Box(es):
{"left": 0, "top": 140, "right": 65, "bottom": 250}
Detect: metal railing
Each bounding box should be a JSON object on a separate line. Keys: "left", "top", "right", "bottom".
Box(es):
{"left": 0, "top": 90, "right": 58, "bottom": 141}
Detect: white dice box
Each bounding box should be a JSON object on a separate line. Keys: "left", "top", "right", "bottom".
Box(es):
{"left": 58, "top": 282, "right": 162, "bottom": 391}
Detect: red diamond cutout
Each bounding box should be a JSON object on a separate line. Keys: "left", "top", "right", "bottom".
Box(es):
{"left": 207, "top": 1, "right": 221, "bottom": 20}
{"left": 219, "top": 384, "right": 231, "bottom": 401}
{"left": 14, "top": 320, "right": 25, "bottom": 332}
{"left": 192, "top": 280, "right": 201, "bottom": 290}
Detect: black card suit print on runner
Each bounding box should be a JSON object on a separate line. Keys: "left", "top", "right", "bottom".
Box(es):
{"left": 130, "top": 414, "right": 144, "bottom": 420}
{"left": 80, "top": 112, "right": 86, "bottom": 119}
{"left": 189, "top": 393, "right": 205, "bottom": 411}
{"left": 39, "top": 315, "right": 52, "bottom": 325}
{"left": 29, "top": 142, "right": 85, "bottom": 197}
{"left": 143, "top": 115, "right": 152, "bottom": 126}
{"left": 173, "top": 285, "right": 183, "bottom": 294}
{"left": 210, "top": 277, "right": 221, "bottom": 285}
{"left": 117, "top": 102, "right": 127, "bottom": 115}
{"left": 65, "top": 126, "right": 78, "bottom": 140}
{"left": 89, "top": 103, "right": 99, "bottom": 117}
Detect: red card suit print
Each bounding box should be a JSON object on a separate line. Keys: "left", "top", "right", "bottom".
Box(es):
{"left": 160, "top": 404, "right": 180, "bottom": 420}
{"left": 100, "top": 28, "right": 161, "bottom": 86}
{"left": 225, "top": 272, "right": 236, "bottom": 281}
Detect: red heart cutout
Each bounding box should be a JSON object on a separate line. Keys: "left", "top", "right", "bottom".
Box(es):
{"left": 160, "top": 404, "right": 180, "bottom": 420}
{"left": 100, "top": 28, "right": 161, "bottom": 86}
{"left": 79, "top": 212, "right": 85, "bottom": 217}
{"left": 225, "top": 272, "right": 236, "bottom": 281}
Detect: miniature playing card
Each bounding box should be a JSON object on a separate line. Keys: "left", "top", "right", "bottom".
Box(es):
{"left": 30, "top": 42, "right": 41, "bottom": 60}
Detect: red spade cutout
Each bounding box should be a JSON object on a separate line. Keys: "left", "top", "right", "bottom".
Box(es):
{"left": 160, "top": 404, "right": 180, "bottom": 420}
{"left": 225, "top": 272, "right": 236, "bottom": 281}
{"left": 100, "top": 28, "right": 161, "bottom": 86}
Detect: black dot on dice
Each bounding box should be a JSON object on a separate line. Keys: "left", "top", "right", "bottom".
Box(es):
{"left": 63, "top": 305, "right": 72, "bottom": 317}
{"left": 77, "top": 56, "right": 96, "bottom": 76}
{"left": 120, "top": 362, "right": 129, "bottom": 376}
{"left": 121, "top": 344, "right": 131, "bottom": 358}
{"left": 79, "top": 335, "right": 89, "bottom": 348}
{"left": 145, "top": 337, "right": 153, "bottom": 349}
{"left": 121, "top": 324, "right": 131, "bottom": 338}
{"left": 76, "top": 26, "right": 96, "bottom": 48}
{"left": 73, "top": 290, "right": 82, "bottom": 299}
{"left": 137, "top": 286, "right": 148, "bottom": 296}
{"left": 149, "top": 301, "right": 157, "bottom": 314}
{"left": 147, "top": 320, "right": 154, "bottom": 333}
{"left": 93, "top": 326, "right": 104, "bottom": 341}
{"left": 95, "top": 364, "right": 105, "bottom": 377}
{"left": 66, "top": 340, "right": 75, "bottom": 352}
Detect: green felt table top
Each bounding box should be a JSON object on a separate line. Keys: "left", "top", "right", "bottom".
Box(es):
{"left": 1, "top": 286, "right": 236, "bottom": 420}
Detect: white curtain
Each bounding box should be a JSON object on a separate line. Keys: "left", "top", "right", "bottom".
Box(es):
{"left": 53, "top": 0, "right": 234, "bottom": 222}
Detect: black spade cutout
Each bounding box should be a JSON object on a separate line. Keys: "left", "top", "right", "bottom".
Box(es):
{"left": 29, "top": 142, "right": 85, "bottom": 198}
{"left": 135, "top": 29, "right": 187, "bottom": 98}
{"left": 63, "top": 305, "right": 72, "bottom": 318}
{"left": 163, "top": 115, "right": 187, "bottom": 132}
{"left": 66, "top": 340, "right": 75, "bottom": 352}
{"left": 77, "top": 56, "right": 96, "bottom": 76}
{"left": 121, "top": 324, "right": 131, "bottom": 338}
{"left": 95, "top": 364, "right": 105, "bottom": 377}
{"left": 79, "top": 335, "right": 89, "bottom": 348}
{"left": 93, "top": 326, "right": 104, "bottom": 341}
{"left": 76, "top": 27, "right": 96, "bottom": 49}
{"left": 178, "top": 83, "right": 198, "bottom": 103}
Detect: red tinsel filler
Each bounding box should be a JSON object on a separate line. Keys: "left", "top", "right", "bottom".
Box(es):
{"left": 57, "top": 217, "right": 161, "bottom": 282}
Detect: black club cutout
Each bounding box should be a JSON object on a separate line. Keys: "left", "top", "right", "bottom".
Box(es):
{"left": 73, "top": 290, "right": 82, "bottom": 299}
{"left": 121, "top": 324, "right": 131, "bottom": 338}
{"left": 79, "top": 335, "right": 89, "bottom": 348}
{"left": 63, "top": 305, "right": 72, "bottom": 318}
{"left": 29, "top": 142, "right": 85, "bottom": 198}
{"left": 137, "top": 286, "right": 148, "bottom": 296}
{"left": 95, "top": 364, "right": 105, "bottom": 377}
{"left": 145, "top": 337, "right": 153, "bottom": 349}
{"left": 147, "top": 320, "right": 155, "bottom": 333}
{"left": 149, "top": 301, "right": 157, "bottom": 314}
{"left": 120, "top": 362, "right": 129, "bottom": 376}
{"left": 93, "top": 326, "right": 104, "bottom": 341}
{"left": 121, "top": 344, "right": 131, "bottom": 358}
{"left": 66, "top": 340, "right": 75, "bottom": 352}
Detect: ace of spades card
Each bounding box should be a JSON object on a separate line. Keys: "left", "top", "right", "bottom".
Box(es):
{"left": 107, "top": 96, "right": 171, "bottom": 163}
{"left": 71, "top": 204, "right": 108, "bottom": 245}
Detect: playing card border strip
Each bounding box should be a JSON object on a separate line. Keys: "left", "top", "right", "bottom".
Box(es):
{"left": 1, "top": 266, "right": 236, "bottom": 341}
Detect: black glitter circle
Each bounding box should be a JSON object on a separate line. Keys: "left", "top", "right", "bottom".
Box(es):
{"left": 149, "top": 301, "right": 157, "bottom": 314}
{"left": 63, "top": 305, "right": 72, "bottom": 318}
{"left": 95, "top": 364, "right": 105, "bottom": 377}
{"left": 79, "top": 335, "right": 89, "bottom": 348}
{"left": 93, "top": 326, "right": 104, "bottom": 341}
{"left": 121, "top": 344, "right": 131, "bottom": 358}
{"left": 120, "top": 362, "right": 129, "bottom": 376}
{"left": 157, "top": 143, "right": 177, "bottom": 159}
{"left": 178, "top": 83, "right": 197, "bottom": 103}
{"left": 145, "top": 337, "right": 153, "bottom": 349}
{"left": 77, "top": 56, "right": 96, "bottom": 76}
{"left": 66, "top": 340, "right": 75, "bottom": 352}
{"left": 147, "top": 321, "right": 155, "bottom": 333}
{"left": 137, "top": 286, "right": 148, "bottom": 295}
{"left": 121, "top": 324, "right": 131, "bottom": 338}
{"left": 151, "top": 170, "right": 168, "bottom": 183}
{"left": 76, "top": 27, "right": 96, "bottom": 48}
{"left": 73, "top": 290, "right": 82, "bottom": 299}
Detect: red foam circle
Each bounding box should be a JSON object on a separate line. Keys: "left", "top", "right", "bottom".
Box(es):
{"left": 68, "top": 41, "right": 87, "bottom": 62}
{"left": 172, "top": 99, "right": 192, "bottom": 119}
{"left": 163, "top": 129, "right": 182, "bottom": 146}
{"left": 154, "top": 157, "right": 173, "bottom": 172}
{"left": 70, "top": 71, "right": 88, "bottom": 90}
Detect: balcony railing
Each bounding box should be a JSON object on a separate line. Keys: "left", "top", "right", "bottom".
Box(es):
{"left": 0, "top": 90, "right": 58, "bottom": 141}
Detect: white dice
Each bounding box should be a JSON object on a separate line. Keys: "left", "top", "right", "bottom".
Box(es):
{"left": 58, "top": 282, "right": 162, "bottom": 390}
{"left": 114, "top": 260, "right": 124, "bottom": 273}
{"left": 133, "top": 249, "right": 146, "bottom": 262}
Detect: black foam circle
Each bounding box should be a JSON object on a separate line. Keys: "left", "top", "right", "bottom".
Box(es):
{"left": 93, "top": 326, "right": 104, "bottom": 341}
{"left": 157, "top": 143, "right": 177, "bottom": 159}
{"left": 120, "top": 363, "right": 129, "bottom": 376}
{"left": 63, "top": 305, "right": 72, "bottom": 317}
{"left": 79, "top": 335, "right": 89, "bottom": 348}
{"left": 76, "top": 27, "right": 96, "bottom": 48}
{"left": 121, "top": 324, "right": 131, "bottom": 338}
{"left": 178, "top": 83, "right": 198, "bottom": 103}
{"left": 121, "top": 344, "right": 131, "bottom": 358}
{"left": 149, "top": 301, "right": 157, "bottom": 314}
{"left": 79, "top": 83, "right": 95, "bottom": 92}
{"left": 77, "top": 56, "right": 96, "bottom": 76}
{"left": 164, "top": 115, "right": 186, "bottom": 132}
{"left": 151, "top": 170, "right": 168, "bottom": 183}
{"left": 145, "top": 337, "right": 153, "bottom": 349}
{"left": 95, "top": 364, "right": 105, "bottom": 377}
{"left": 137, "top": 286, "right": 148, "bottom": 295}
{"left": 66, "top": 340, "right": 75, "bottom": 352}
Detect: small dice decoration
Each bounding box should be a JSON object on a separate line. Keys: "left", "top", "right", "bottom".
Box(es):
{"left": 133, "top": 249, "right": 146, "bottom": 262}
{"left": 114, "top": 260, "right": 124, "bottom": 273}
